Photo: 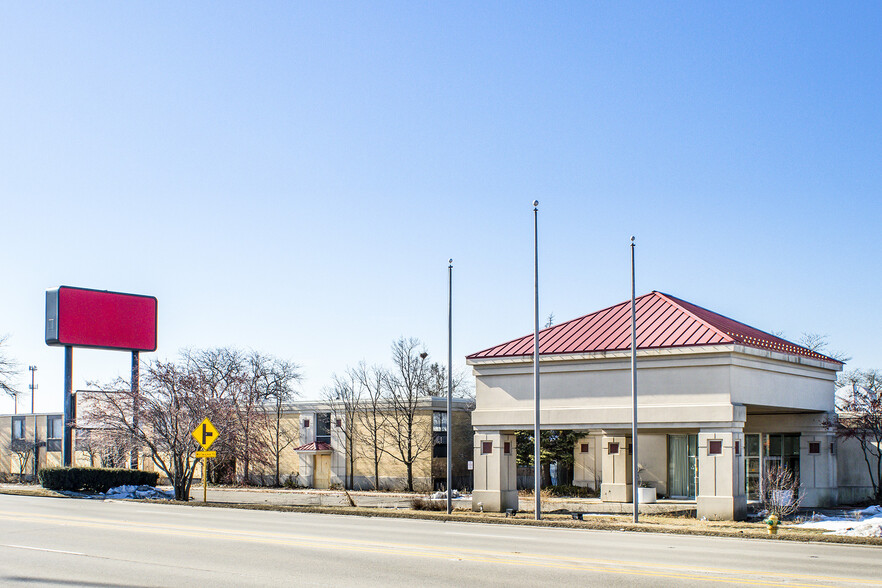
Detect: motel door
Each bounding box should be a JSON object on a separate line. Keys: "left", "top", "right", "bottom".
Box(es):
{"left": 668, "top": 434, "right": 698, "bottom": 499}
{"left": 314, "top": 454, "right": 331, "bottom": 489}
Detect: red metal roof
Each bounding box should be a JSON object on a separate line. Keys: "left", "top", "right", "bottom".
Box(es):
{"left": 292, "top": 442, "right": 333, "bottom": 452}
{"left": 467, "top": 291, "right": 840, "bottom": 363}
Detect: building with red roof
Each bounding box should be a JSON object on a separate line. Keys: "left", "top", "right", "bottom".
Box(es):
{"left": 467, "top": 292, "right": 843, "bottom": 520}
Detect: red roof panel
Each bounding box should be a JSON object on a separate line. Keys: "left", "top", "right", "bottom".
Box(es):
{"left": 467, "top": 291, "right": 840, "bottom": 363}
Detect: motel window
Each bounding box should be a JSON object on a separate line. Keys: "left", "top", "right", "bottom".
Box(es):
{"left": 316, "top": 412, "right": 331, "bottom": 445}
{"left": 433, "top": 411, "right": 447, "bottom": 433}
{"left": 580, "top": 443, "right": 590, "bottom": 453}
{"left": 608, "top": 442, "right": 619, "bottom": 455}
{"left": 708, "top": 440, "right": 723, "bottom": 455}
{"left": 808, "top": 442, "right": 820, "bottom": 455}
{"left": 481, "top": 441, "right": 493, "bottom": 455}
{"left": 12, "top": 417, "right": 25, "bottom": 440}
{"left": 47, "top": 416, "right": 63, "bottom": 452}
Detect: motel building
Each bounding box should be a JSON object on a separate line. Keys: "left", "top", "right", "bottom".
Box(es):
{"left": 467, "top": 291, "right": 843, "bottom": 520}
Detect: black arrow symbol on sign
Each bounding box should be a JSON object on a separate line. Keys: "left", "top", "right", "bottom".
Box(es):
{"left": 201, "top": 423, "right": 214, "bottom": 446}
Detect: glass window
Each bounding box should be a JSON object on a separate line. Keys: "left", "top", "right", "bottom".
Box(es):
{"left": 316, "top": 412, "right": 331, "bottom": 445}
{"left": 12, "top": 417, "right": 25, "bottom": 439}
{"left": 481, "top": 441, "right": 492, "bottom": 455}
{"left": 708, "top": 440, "right": 723, "bottom": 455}
{"left": 47, "top": 416, "right": 62, "bottom": 439}
{"left": 433, "top": 411, "right": 447, "bottom": 433}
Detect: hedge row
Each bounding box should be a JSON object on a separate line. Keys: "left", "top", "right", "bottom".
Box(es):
{"left": 38, "top": 467, "right": 159, "bottom": 493}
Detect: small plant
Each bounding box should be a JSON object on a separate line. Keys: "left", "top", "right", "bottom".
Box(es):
{"left": 761, "top": 465, "right": 802, "bottom": 519}
{"left": 411, "top": 496, "right": 446, "bottom": 511}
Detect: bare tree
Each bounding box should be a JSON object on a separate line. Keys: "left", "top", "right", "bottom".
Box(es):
{"left": 831, "top": 368, "right": 882, "bottom": 501}
{"left": 383, "top": 338, "right": 434, "bottom": 492}
{"left": 796, "top": 332, "right": 851, "bottom": 363}
{"left": 353, "top": 362, "right": 388, "bottom": 490}
{"left": 10, "top": 438, "right": 37, "bottom": 481}
{"left": 256, "top": 356, "right": 301, "bottom": 486}
{"left": 761, "top": 464, "right": 802, "bottom": 518}
{"left": 87, "top": 359, "right": 213, "bottom": 500}
{"left": 0, "top": 335, "right": 20, "bottom": 407}
{"left": 324, "top": 372, "right": 360, "bottom": 489}
{"left": 183, "top": 348, "right": 246, "bottom": 482}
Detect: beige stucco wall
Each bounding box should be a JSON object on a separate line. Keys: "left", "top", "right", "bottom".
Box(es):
{"left": 836, "top": 437, "right": 878, "bottom": 503}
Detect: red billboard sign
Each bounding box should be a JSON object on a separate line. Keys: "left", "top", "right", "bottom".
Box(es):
{"left": 46, "top": 286, "right": 157, "bottom": 351}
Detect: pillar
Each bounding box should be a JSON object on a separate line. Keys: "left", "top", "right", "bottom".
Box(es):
{"left": 800, "top": 422, "right": 838, "bottom": 507}
{"left": 697, "top": 430, "right": 746, "bottom": 520}
{"left": 472, "top": 431, "right": 517, "bottom": 512}
{"left": 600, "top": 435, "right": 632, "bottom": 502}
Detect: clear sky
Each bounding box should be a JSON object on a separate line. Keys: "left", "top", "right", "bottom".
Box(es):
{"left": 1, "top": 3, "right": 880, "bottom": 413}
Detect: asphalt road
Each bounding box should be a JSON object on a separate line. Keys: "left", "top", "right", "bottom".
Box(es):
{"left": 0, "top": 494, "right": 880, "bottom": 587}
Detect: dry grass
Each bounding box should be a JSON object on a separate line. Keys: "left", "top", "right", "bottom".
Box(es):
{"left": 2, "top": 484, "right": 878, "bottom": 547}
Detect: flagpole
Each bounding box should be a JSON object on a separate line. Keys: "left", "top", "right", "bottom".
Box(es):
{"left": 631, "top": 236, "right": 639, "bottom": 523}
{"left": 533, "top": 200, "right": 541, "bottom": 521}
{"left": 447, "top": 258, "right": 453, "bottom": 515}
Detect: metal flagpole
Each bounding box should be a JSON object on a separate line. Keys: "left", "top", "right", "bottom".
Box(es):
{"left": 533, "top": 200, "right": 541, "bottom": 520}
{"left": 447, "top": 258, "right": 453, "bottom": 515}
{"left": 631, "top": 236, "right": 639, "bottom": 523}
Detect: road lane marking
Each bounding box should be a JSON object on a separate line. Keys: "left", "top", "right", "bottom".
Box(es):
{"left": 0, "top": 510, "right": 878, "bottom": 587}
{"left": 4, "top": 544, "right": 86, "bottom": 556}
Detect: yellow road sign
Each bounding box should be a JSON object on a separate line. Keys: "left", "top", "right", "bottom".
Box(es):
{"left": 192, "top": 418, "right": 219, "bottom": 450}
{"left": 194, "top": 450, "right": 216, "bottom": 458}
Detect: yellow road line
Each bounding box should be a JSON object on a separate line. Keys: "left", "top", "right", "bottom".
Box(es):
{"left": 0, "top": 510, "right": 877, "bottom": 587}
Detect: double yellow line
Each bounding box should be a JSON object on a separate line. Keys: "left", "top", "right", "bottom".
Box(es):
{"left": 0, "top": 509, "right": 877, "bottom": 587}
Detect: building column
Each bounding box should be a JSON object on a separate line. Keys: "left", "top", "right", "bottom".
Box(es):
{"left": 472, "top": 431, "right": 517, "bottom": 512}
{"left": 600, "top": 435, "right": 632, "bottom": 502}
{"left": 697, "top": 430, "right": 746, "bottom": 520}
{"left": 800, "top": 419, "right": 838, "bottom": 508}
{"left": 573, "top": 434, "right": 601, "bottom": 491}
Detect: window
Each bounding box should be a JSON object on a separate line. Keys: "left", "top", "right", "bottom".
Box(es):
{"left": 316, "top": 412, "right": 331, "bottom": 445}
{"left": 335, "top": 418, "right": 342, "bottom": 428}
{"left": 708, "top": 440, "right": 723, "bottom": 455}
{"left": 580, "top": 443, "right": 590, "bottom": 453}
{"left": 47, "top": 416, "right": 63, "bottom": 452}
{"left": 481, "top": 441, "right": 493, "bottom": 455}
{"left": 303, "top": 418, "right": 310, "bottom": 429}
{"left": 433, "top": 411, "right": 447, "bottom": 433}
{"left": 608, "top": 442, "right": 619, "bottom": 455}
{"left": 12, "top": 417, "right": 25, "bottom": 440}
{"left": 503, "top": 441, "right": 511, "bottom": 455}
{"left": 808, "top": 442, "right": 821, "bottom": 455}
{"left": 734, "top": 440, "right": 741, "bottom": 456}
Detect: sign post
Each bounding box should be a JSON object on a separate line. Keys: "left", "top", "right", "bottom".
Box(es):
{"left": 192, "top": 418, "right": 219, "bottom": 503}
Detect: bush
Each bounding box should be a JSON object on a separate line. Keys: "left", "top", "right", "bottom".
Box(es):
{"left": 544, "top": 484, "right": 598, "bottom": 498}
{"left": 38, "top": 467, "right": 159, "bottom": 493}
{"left": 411, "top": 496, "right": 446, "bottom": 511}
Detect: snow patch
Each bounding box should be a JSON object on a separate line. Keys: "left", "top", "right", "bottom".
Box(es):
{"left": 795, "top": 506, "right": 882, "bottom": 537}
{"left": 103, "top": 485, "right": 175, "bottom": 500}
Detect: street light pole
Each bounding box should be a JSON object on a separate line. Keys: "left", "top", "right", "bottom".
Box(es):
{"left": 533, "top": 200, "right": 541, "bottom": 521}
{"left": 447, "top": 258, "right": 453, "bottom": 515}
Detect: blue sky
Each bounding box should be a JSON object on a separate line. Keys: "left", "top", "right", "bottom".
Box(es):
{"left": 1, "top": 3, "right": 880, "bottom": 412}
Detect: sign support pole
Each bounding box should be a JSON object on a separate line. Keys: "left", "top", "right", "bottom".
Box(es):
{"left": 63, "top": 346, "right": 73, "bottom": 467}
{"left": 131, "top": 351, "right": 140, "bottom": 469}
{"left": 203, "top": 457, "right": 208, "bottom": 503}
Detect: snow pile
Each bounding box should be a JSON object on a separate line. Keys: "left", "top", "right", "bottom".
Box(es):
{"left": 430, "top": 489, "right": 462, "bottom": 500}
{"left": 796, "top": 506, "right": 882, "bottom": 537}
{"left": 103, "top": 485, "right": 175, "bottom": 500}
